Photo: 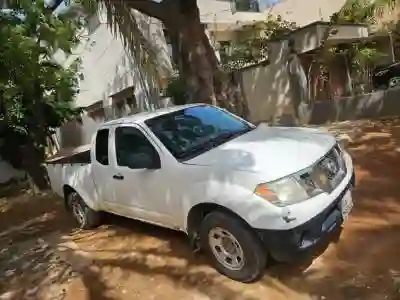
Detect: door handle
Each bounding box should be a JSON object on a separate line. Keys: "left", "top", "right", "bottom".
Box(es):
{"left": 113, "top": 174, "right": 124, "bottom": 180}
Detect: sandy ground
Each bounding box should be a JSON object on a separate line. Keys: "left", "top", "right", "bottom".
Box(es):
{"left": 1, "top": 119, "right": 400, "bottom": 300}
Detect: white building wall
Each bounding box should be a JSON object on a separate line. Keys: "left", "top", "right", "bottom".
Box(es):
{"left": 55, "top": 8, "right": 171, "bottom": 109}
{"left": 0, "top": 156, "right": 25, "bottom": 184}
{"left": 54, "top": 7, "right": 172, "bottom": 148}
{"left": 199, "top": 0, "right": 264, "bottom": 24}
{"left": 265, "top": 0, "right": 347, "bottom": 27}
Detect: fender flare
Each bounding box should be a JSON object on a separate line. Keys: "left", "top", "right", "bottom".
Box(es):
{"left": 62, "top": 184, "right": 99, "bottom": 211}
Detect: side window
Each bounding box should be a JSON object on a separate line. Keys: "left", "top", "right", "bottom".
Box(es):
{"left": 232, "top": 0, "right": 260, "bottom": 12}
{"left": 115, "top": 127, "right": 159, "bottom": 169}
{"left": 95, "top": 129, "right": 109, "bottom": 165}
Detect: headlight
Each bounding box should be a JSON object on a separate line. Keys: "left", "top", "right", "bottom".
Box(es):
{"left": 254, "top": 174, "right": 324, "bottom": 207}
{"left": 337, "top": 136, "right": 349, "bottom": 149}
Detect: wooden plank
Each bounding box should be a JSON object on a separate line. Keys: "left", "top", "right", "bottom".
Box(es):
{"left": 46, "top": 144, "right": 91, "bottom": 164}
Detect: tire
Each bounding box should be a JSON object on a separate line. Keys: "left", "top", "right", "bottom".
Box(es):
{"left": 199, "top": 211, "right": 267, "bottom": 283}
{"left": 66, "top": 191, "right": 100, "bottom": 229}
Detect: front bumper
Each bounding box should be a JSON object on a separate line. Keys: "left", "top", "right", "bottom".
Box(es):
{"left": 256, "top": 171, "right": 355, "bottom": 262}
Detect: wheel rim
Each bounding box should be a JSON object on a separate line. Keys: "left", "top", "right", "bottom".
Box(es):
{"left": 69, "top": 194, "right": 85, "bottom": 226}
{"left": 208, "top": 227, "right": 245, "bottom": 271}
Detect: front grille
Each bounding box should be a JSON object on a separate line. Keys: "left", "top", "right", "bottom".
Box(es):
{"left": 299, "top": 144, "right": 347, "bottom": 194}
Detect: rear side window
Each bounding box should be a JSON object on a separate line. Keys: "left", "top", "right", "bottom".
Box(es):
{"left": 95, "top": 129, "right": 109, "bottom": 165}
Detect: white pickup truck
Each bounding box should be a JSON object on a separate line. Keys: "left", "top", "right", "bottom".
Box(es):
{"left": 46, "top": 104, "right": 355, "bottom": 282}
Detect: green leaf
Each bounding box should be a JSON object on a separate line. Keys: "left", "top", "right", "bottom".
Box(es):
{"left": 0, "top": 0, "right": 81, "bottom": 167}
{"left": 220, "top": 14, "right": 297, "bottom": 70}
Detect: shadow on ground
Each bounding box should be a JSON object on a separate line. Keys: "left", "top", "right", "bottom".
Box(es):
{"left": 0, "top": 190, "right": 78, "bottom": 299}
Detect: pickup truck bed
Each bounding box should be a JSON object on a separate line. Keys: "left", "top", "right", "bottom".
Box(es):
{"left": 46, "top": 144, "right": 91, "bottom": 165}
{"left": 46, "top": 144, "right": 98, "bottom": 209}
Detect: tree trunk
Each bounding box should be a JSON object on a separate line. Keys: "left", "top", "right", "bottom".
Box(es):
{"left": 165, "top": 3, "right": 248, "bottom": 116}
{"left": 165, "top": 1, "right": 218, "bottom": 105}
{"left": 173, "top": 23, "right": 248, "bottom": 116}
{"left": 128, "top": 0, "right": 249, "bottom": 116}
{"left": 20, "top": 143, "right": 49, "bottom": 191}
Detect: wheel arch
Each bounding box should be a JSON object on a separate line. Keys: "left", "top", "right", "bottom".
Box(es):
{"left": 62, "top": 184, "right": 97, "bottom": 211}
{"left": 186, "top": 202, "right": 253, "bottom": 237}
{"left": 63, "top": 185, "right": 76, "bottom": 211}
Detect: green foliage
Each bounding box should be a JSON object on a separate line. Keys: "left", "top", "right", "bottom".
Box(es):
{"left": 353, "top": 44, "right": 383, "bottom": 66}
{"left": 331, "top": 0, "right": 377, "bottom": 24}
{"left": 164, "top": 74, "right": 187, "bottom": 105}
{"left": 327, "top": 42, "right": 383, "bottom": 66}
{"left": 323, "top": 0, "right": 386, "bottom": 92}
{"left": 0, "top": 0, "right": 82, "bottom": 170}
{"left": 220, "top": 14, "right": 297, "bottom": 71}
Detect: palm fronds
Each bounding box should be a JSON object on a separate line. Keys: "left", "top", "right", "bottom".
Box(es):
{"left": 70, "top": 0, "right": 171, "bottom": 90}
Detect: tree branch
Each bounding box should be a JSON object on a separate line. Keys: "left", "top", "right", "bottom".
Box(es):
{"left": 125, "top": 0, "right": 168, "bottom": 21}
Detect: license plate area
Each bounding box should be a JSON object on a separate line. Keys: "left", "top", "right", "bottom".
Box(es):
{"left": 341, "top": 189, "right": 353, "bottom": 222}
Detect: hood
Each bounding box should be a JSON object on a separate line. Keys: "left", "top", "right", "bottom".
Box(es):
{"left": 184, "top": 124, "right": 336, "bottom": 182}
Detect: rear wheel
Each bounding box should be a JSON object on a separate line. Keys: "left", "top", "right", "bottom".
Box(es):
{"left": 66, "top": 191, "right": 100, "bottom": 229}
{"left": 199, "top": 211, "right": 267, "bottom": 283}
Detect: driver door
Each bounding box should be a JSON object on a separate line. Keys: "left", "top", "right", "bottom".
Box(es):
{"left": 109, "top": 124, "right": 176, "bottom": 228}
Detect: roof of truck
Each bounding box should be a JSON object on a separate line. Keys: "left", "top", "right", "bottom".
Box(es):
{"left": 101, "top": 103, "right": 202, "bottom": 127}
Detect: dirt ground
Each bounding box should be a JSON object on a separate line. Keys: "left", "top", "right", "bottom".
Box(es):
{"left": 1, "top": 119, "right": 400, "bottom": 300}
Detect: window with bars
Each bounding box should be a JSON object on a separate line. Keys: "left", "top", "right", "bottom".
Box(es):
{"left": 232, "top": 0, "right": 260, "bottom": 12}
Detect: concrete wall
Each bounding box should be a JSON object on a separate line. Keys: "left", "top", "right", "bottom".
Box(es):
{"left": 53, "top": 8, "right": 172, "bottom": 149}
{"left": 199, "top": 0, "right": 264, "bottom": 25}
{"left": 0, "top": 156, "right": 25, "bottom": 184}
{"left": 240, "top": 40, "right": 293, "bottom": 123}
{"left": 54, "top": 9, "right": 171, "bottom": 109}
{"left": 323, "top": 24, "right": 369, "bottom": 45}
{"left": 238, "top": 26, "right": 400, "bottom": 127}
{"left": 266, "top": 0, "right": 347, "bottom": 27}
{"left": 310, "top": 87, "right": 400, "bottom": 125}
{"left": 279, "top": 23, "right": 369, "bottom": 55}
{"left": 201, "top": 0, "right": 266, "bottom": 44}
{"left": 57, "top": 113, "right": 105, "bottom": 148}
{"left": 240, "top": 53, "right": 400, "bottom": 126}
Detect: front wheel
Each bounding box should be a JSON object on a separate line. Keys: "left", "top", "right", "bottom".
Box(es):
{"left": 199, "top": 211, "right": 267, "bottom": 283}
{"left": 66, "top": 191, "right": 100, "bottom": 229}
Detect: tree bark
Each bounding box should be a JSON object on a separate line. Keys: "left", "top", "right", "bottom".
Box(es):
{"left": 21, "top": 78, "right": 50, "bottom": 191}
{"left": 164, "top": 0, "right": 218, "bottom": 105}
{"left": 19, "top": 143, "right": 49, "bottom": 191}
{"left": 127, "top": 0, "right": 248, "bottom": 114}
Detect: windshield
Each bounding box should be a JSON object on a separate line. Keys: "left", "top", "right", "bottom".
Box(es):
{"left": 145, "top": 105, "right": 255, "bottom": 161}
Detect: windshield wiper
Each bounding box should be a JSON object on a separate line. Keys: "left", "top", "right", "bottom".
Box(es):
{"left": 212, "top": 128, "right": 253, "bottom": 144}
{"left": 176, "top": 128, "right": 254, "bottom": 161}
{"left": 175, "top": 141, "right": 216, "bottom": 160}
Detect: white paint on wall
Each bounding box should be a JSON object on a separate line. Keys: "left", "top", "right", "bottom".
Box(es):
{"left": 54, "top": 7, "right": 171, "bottom": 110}
{"left": 53, "top": 7, "right": 172, "bottom": 149}
{"left": 0, "top": 156, "right": 25, "bottom": 184}
{"left": 241, "top": 40, "right": 292, "bottom": 123}
{"left": 199, "top": 0, "right": 265, "bottom": 24}
{"left": 266, "top": 0, "right": 347, "bottom": 27}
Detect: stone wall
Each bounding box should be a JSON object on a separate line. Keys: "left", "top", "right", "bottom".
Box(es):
{"left": 238, "top": 48, "right": 400, "bottom": 126}
{"left": 310, "top": 87, "right": 400, "bottom": 125}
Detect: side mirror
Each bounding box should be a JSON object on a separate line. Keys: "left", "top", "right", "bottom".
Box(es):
{"left": 150, "top": 155, "right": 161, "bottom": 169}
{"left": 126, "top": 152, "right": 161, "bottom": 170}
